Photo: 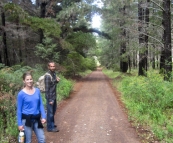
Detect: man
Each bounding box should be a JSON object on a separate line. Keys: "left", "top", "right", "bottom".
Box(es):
{"left": 45, "top": 61, "right": 60, "bottom": 132}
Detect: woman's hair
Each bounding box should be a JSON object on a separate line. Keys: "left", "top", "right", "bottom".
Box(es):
{"left": 22, "top": 71, "right": 33, "bottom": 80}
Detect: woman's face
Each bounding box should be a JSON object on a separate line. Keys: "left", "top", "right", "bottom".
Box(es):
{"left": 23, "top": 75, "right": 33, "bottom": 87}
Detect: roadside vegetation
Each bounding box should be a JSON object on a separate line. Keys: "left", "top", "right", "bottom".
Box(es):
{"left": 103, "top": 68, "right": 173, "bottom": 143}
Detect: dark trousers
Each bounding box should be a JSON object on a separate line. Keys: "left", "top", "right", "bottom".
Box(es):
{"left": 46, "top": 99, "right": 57, "bottom": 130}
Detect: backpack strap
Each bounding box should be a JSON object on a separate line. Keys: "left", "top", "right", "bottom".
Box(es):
{"left": 45, "top": 73, "right": 53, "bottom": 81}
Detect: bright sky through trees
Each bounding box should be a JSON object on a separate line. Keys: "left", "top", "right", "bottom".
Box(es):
{"left": 92, "top": 14, "right": 101, "bottom": 28}
{"left": 31, "top": 0, "right": 102, "bottom": 28}
{"left": 91, "top": 0, "right": 103, "bottom": 29}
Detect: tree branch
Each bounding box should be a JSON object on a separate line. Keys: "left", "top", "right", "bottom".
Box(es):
{"left": 73, "top": 26, "right": 111, "bottom": 39}
{"left": 150, "top": 0, "right": 164, "bottom": 11}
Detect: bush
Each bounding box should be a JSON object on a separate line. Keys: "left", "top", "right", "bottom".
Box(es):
{"left": 120, "top": 71, "right": 173, "bottom": 142}
{"left": 0, "top": 92, "right": 18, "bottom": 142}
{"left": 62, "top": 52, "right": 96, "bottom": 76}
{"left": 56, "top": 75, "right": 74, "bottom": 101}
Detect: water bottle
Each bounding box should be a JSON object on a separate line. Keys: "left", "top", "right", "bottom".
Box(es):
{"left": 18, "top": 130, "right": 25, "bottom": 143}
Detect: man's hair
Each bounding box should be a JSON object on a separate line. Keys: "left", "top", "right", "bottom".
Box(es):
{"left": 47, "top": 61, "right": 55, "bottom": 66}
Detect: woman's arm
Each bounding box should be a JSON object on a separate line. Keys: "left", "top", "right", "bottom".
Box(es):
{"left": 17, "top": 92, "right": 23, "bottom": 126}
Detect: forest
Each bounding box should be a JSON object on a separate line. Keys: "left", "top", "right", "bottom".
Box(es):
{"left": 0, "top": 0, "right": 173, "bottom": 142}
{"left": 0, "top": 0, "right": 172, "bottom": 79}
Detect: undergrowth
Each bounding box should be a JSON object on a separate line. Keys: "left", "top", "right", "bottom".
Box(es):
{"left": 103, "top": 69, "right": 173, "bottom": 143}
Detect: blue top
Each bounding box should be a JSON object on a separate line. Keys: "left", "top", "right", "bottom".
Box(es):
{"left": 17, "top": 88, "right": 46, "bottom": 126}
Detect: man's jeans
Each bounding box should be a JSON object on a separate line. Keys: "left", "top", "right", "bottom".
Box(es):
{"left": 22, "top": 119, "right": 45, "bottom": 143}
{"left": 46, "top": 99, "right": 57, "bottom": 130}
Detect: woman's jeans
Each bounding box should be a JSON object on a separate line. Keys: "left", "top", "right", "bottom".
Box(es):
{"left": 46, "top": 99, "right": 57, "bottom": 131}
{"left": 22, "top": 119, "right": 45, "bottom": 143}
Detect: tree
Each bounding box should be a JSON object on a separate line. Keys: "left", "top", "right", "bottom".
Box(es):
{"left": 162, "top": 0, "right": 172, "bottom": 80}
{"left": 138, "top": 0, "right": 149, "bottom": 76}
{"left": 119, "top": 6, "right": 128, "bottom": 73}
{"left": 1, "top": 9, "right": 10, "bottom": 66}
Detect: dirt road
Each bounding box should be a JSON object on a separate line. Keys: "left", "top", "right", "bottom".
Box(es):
{"left": 43, "top": 69, "right": 141, "bottom": 143}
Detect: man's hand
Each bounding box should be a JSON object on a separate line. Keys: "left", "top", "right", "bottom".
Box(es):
{"left": 49, "top": 101, "right": 53, "bottom": 105}
{"left": 57, "top": 77, "right": 60, "bottom": 82}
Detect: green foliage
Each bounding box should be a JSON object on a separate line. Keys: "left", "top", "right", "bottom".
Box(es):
{"left": 79, "top": 70, "right": 92, "bottom": 77}
{"left": 62, "top": 52, "right": 96, "bottom": 76}
{"left": 63, "top": 52, "right": 85, "bottom": 76}
{"left": 66, "top": 32, "right": 96, "bottom": 56}
{"left": 103, "top": 69, "right": 173, "bottom": 142}
{"left": 67, "top": 32, "right": 96, "bottom": 50}
{"left": 102, "top": 68, "right": 121, "bottom": 79}
{"left": 4, "top": 3, "right": 61, "bottom": 38}
{"left": 120, "top": 71, "right": 173, "bottom": 142}
{"left": 4, "top": 3, "right": 25, "bottom": 21}
{"left": 5, "top": 103, "right": 18, "bottom": 137}
{"left": 0, "top": 65, "right": 33, "bottom": 94}
{"left": 24, "top": 16, "right": 61, "bottom": 37}
{"left": 56, "top": 76, "right": 74, "bottom": 101}
{"left": 35, "top": 37, "right": 59, "bottom": 62}
{"left": 97, "top": 38, "right": 120, "bottom": 70}
{"left": 56, "top": 2, "right": 92, "bottom": 27}
{"left": 0, "top": 93, "right": 18, "bottom": 142}
{"left": 61, "top": 32, "right": 97, "bottom": 75}
{"left": 0, "top": 63, "right": 5, "bottom": 69}
{"left": 83, "top": 57, "right": 97, "bottom": 71}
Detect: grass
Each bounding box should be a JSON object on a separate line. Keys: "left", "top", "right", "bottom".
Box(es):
{"left": 79, "top": 69, "right": 93, "bottom": 77}
{"left": 103, "top": 68, "right": 173, "bottom": 143}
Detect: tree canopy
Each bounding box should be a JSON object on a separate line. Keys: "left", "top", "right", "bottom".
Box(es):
{"left": 0, "top": 0, "right": 173, "bottom": 80}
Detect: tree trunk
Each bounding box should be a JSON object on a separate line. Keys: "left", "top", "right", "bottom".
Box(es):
{"left": 39, "top": 2, "right": 47, "bottom": 43}
{"left": 144, "top": 0, "right": 149, "bottom": 71}
{"left": 36, "top": 0, "right": 40, "bottom": 7}
{"left": 151, "top": 44, "right": 155, "bottom": 69}
{"left": 138, "top": 1, "right": 145, "bottom": 76}
{"left": 162, "top": 0, "right": 172, "bottom": 81}
{"left": 120, "top": 6, "right": 128, "bottom": 73}
{"left": 120, "top": 42, "right": 128, "bottom": 72}
{"left": 1, "top": 11, "right": 10, "bottom": 66}
{"left": 138, "top": 0, "right": 149, "bottom": 76}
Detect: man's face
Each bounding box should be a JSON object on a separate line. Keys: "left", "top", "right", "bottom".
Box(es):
{"left": 48, "top": 62, "right": 56, "bottom": 72}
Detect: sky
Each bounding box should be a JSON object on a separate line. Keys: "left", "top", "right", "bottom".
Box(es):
{"left": 91, "top": 0, "right": 103, "bottom": 29}
{"left": 92, "top": 15, "right": 101, "bottom": 28}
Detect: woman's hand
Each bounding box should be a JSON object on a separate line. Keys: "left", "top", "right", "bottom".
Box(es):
{"left": 41, "top": 118, "right": 46, "bottom": 124}
{"left": 18, "top": 126, "right": 24, "bottom": 131}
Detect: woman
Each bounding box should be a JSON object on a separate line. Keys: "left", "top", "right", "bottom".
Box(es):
{"left": 17, "top": 71, "right": 46, "bottom": 143}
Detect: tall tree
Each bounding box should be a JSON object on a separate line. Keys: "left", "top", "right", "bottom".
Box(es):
{"left": 120, "top": 5, "right": 128, "bottom": 72}
{"left": 39, "top": 0, "right": 48, "bottom": 43}
{"left": 1, "top": 9, "right": 10, "bottom": 66}
{"left": 138, "top": 0, "right": 149, "bottom": 76}
{"left": 162, "top": 0, "right": 172, "bottom": 80}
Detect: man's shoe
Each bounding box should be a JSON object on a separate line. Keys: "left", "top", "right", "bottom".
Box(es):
{"left": 54, "top": 125, "right": 57, "bottom": 127}
{"left": 47, "top": 128, "right": 59, "bottom": 132}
